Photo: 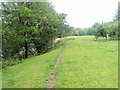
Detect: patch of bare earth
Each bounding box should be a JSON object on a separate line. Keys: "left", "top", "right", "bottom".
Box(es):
{"left": 48, "top": 45, "right": 68, "bottom": 89}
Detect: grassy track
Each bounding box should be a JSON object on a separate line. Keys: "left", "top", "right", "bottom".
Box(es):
{"left": 2, "top": 46, "right": 64, "bottom": 88}
{"left": 2, "top": 36, "right": 118, "bottom": 88}
{"left": 55, "top": 36, "right": 118, "bottom": 88}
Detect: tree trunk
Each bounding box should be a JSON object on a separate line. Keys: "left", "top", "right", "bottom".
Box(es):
{"left": 106, "top": 33, "right": 108, "bottom": 41}
{"left": 25, "top": 40, "right": 28, "bottom": 58}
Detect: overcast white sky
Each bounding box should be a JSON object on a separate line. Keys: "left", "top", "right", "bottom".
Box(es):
{"left": 50, "top": 0, "right": 119, "bottom": 28}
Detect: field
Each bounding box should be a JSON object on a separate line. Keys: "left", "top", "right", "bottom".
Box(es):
{"left": 2, "top": 36, "right": 118, "bottom": 88}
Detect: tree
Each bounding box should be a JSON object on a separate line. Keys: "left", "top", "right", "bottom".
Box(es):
{"left": 95, "top": 25, "right": 108, "bottom": 40}
{"left": 2, "top": 2, "right": 67, "bottom": 59}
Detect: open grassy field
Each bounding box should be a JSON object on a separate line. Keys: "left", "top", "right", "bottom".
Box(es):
{"left": 55, "top": 36, "right": 118, "bottom": 88}
{"left": 2, "top": 36, "right": 118, "bottom": 88}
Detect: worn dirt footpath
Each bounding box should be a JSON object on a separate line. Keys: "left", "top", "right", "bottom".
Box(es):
{"left": 48, "top": 45, "right": 68, "bottom": 88}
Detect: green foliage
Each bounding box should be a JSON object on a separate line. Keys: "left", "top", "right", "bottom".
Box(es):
{"left": 86, "top": 23, "right": 100, "bottom": 35}
{"left": 72, "top": 28, "right": 85, "bottom": 36}
{"left": 2, "top": 2, "right": 68, "bottom": 59}
{"left": 86, "top": 21, "right": 118, "bottom": 40}
{"left": 68, "top": 28, "right": 86, "bottom": 36}
{"left": 106, "top": 21, "right": 118, "bottom": 39}
{"left": 2, "top": 59, "right": 23, "bottom": 69}
{"left": 95, "top": 25, "right": 107, "bottom": 38}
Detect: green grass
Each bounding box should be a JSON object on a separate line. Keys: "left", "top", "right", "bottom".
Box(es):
{"left": 55, "top": 36, "right": 118, "bottom": 88}
{"left": 2, "top": 36, "right": 118, "bottom": 88}
{"left": 2, "top": 46, "right": 64, "bottom": 88}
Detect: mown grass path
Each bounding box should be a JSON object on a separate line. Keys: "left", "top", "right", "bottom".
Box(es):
{"left": 48, "top": 52, "right": 63, "bottom": 88}
{"left": 2, "top": 36, "right": 118, "bottom": 88}
{"left": 48, "top": 45, "right": 68, "bottom": 88}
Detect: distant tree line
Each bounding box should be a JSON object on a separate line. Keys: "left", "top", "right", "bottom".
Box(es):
{"left": 85, "top": 20, "right": 118, "bottom": 40}
{"left": 84, "top": 7, "right": 119, "bottom": 40}
{"left": 65, "top": 19, "right": 118, "bottom": 40}
{"left": 58, "top": 18, "right": 118, "bottom": 40}
{"left": 62, "top": 27, "right": 86, "bottom": 36}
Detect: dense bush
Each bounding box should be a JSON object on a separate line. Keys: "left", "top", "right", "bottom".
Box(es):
{"left": 2, "top": 2, "right": 68, "bottom": 59}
